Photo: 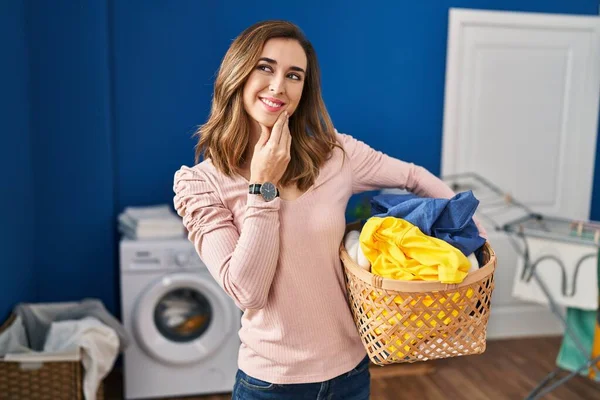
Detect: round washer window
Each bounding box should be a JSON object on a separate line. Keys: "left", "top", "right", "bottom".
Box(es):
{"left": 153, "top": 287, "right": 213, "bottom": 343}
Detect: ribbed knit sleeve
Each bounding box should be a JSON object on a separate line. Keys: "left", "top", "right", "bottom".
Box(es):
{"left": 173, "top": 166, "right": 281, "bottom": 309}
{"left": 337, "top": 131, "right": 487, "bottom": 238}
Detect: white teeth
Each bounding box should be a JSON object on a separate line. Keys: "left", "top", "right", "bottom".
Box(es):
{"left": 261, "top": 98, "right": 282, "bottom": 108}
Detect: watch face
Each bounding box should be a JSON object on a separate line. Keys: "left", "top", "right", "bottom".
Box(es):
{"left": 260, "top": 182, "right": 277, "bottom": 201}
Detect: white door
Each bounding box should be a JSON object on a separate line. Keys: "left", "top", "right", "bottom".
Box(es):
{"left": 441, "top": 8, "right": 600, "bottom": 338}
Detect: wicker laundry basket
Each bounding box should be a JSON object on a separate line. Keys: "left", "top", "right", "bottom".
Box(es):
{"left": 0, "top": 314, "right": 105, "bottom": 400}
{"left": 341, "top": 222, "right": 497, "bottom": 366}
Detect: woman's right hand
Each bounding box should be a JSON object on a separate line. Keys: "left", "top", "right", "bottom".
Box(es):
{"left": 250, "top": 111, "right": 292, "bottom": 187}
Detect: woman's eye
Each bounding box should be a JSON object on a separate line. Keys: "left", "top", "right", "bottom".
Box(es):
{"left": 257, "top": 64, "right": 272, "bottom": 72}
{"left": 288, "top": 73, "right": 302, "bottom": 81}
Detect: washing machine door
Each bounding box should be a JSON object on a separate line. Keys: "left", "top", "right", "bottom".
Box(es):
{"left": 133, "top": 272, "right": 236, "bottom": 365}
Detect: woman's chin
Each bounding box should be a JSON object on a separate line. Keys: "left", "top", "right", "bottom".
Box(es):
{"left": 253, "top": 114, "right": 277, "bottom": 128}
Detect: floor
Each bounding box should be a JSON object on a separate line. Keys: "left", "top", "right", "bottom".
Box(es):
{"left": 104, "top": 336, "right": 600, "bottom": 400}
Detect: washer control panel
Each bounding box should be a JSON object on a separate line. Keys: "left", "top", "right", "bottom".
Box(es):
{"left": 120, "top": 239, "right": 207, "bottom": 272}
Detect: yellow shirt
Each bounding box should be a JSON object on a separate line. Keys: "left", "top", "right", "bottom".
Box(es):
{"left": 360, "top": 216, "right": 470, "bottom": 284}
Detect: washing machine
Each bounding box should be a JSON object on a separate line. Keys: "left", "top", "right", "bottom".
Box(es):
{"left": 119, "top": 238, "right": 241, "bottom": 399}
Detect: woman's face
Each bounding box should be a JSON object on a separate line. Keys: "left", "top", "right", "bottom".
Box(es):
{"left": 243, "top": 38, "right": 307, "bottom": 128}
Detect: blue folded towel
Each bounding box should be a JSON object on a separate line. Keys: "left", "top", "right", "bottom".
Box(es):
{"left": 370, "top": 190, "right": 486, "bottom": 257}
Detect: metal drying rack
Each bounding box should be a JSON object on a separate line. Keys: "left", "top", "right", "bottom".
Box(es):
{"left": 442, "top": 172, "right": 600, "bottom": 400}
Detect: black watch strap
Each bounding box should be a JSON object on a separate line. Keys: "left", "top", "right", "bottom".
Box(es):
{"left": 249, "top": 183, "right": 262, "bottom": 195}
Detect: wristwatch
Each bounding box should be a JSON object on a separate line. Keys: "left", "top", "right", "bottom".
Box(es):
{"left": 249, "top": 182, "right": 279, "bottom": 202}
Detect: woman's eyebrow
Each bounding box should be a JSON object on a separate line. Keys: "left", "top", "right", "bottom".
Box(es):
{"left": 258, "top": 57, "right": 305, "bottom": 73}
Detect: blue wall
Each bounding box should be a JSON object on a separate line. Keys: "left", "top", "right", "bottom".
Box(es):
{"left": 112, "top": 1, "right": 219, "bottom": 211}
{"left": 27, "top": 0, "right": 117, "bottom": 312}
{"left": 1, "top": 0, "right": 36, "bottom": 320}
{"left": 3, "top": 0, "right": 599, "bottom": 320}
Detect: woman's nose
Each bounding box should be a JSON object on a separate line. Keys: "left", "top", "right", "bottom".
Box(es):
{"left": 269, "top": 75, "right": 285, "bottom": 94}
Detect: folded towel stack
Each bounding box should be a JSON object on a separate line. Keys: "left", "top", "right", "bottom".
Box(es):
{"left": 118, "top": 204, "right": 185, "bottom": 240}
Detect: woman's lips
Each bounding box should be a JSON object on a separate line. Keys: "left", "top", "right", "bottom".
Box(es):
{"left": 259, "top": 97, "right": 286, "bottom": 113}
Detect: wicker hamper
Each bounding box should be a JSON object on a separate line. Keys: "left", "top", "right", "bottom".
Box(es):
{"left": 341, "top": 222, "right": 497, "bottom": 366}
{"left": 0, "top": 314, "right": 105, "bottom": 400}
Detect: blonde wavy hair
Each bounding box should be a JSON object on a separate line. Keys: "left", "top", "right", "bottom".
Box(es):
{"left": 194, "top": 20, "right": 341, "bottom": 190}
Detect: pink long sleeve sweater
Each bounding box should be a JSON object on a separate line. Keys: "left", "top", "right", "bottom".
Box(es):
{"left": 173, "top": 131, "right": 477, "bottom": 384}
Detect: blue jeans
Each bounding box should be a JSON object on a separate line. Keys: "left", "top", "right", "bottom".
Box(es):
{"left": 232, "top": 355, "right": 371, "bottom": 399}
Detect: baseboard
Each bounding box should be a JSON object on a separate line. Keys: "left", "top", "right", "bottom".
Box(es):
{"left": 486, "top": 304, "right": 564, "bottom": 339}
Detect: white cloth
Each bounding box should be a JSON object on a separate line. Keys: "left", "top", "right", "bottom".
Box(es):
{"left": 14, "top": 299, "right": 129, "bottom": 352}
{"left": 467, "top": 253, "right": 479, "bottom": 273}
{"left": 43, "top": 317, "right": 119, "bottom": 400}
{"left": 344, "top": 230, "right": 371, "bottom": 271}
{"left": 0, "top": 315, "right": 29, "bottom": 356}
{"left": 512, "top": 236, "right": 598, "bottom": 310}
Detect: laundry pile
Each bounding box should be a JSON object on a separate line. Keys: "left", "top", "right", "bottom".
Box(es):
{"left": 118, "top": 204, "right": 185, "bottom": 240}
{"left": 344, "top": 191, "right": 487, "bottom": 357}
{"left": 0, "top": 299, "right": 129, "bottom": 400}
{"left": 345, "top": 190, "right": 486, "bottom": 280}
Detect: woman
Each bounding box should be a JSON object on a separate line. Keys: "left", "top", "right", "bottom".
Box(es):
{"left": 173, "top": 20, "right": 486, "bottom": 399}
